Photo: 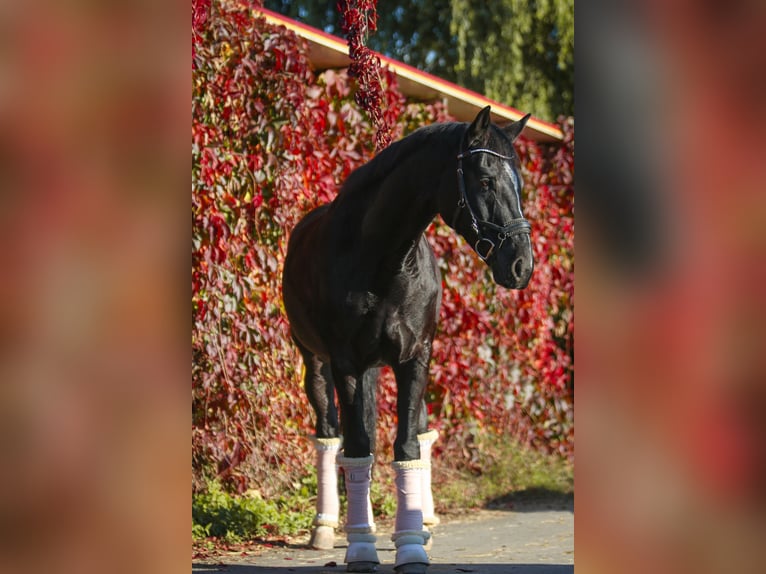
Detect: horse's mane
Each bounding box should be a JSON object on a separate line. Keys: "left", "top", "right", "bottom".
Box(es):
{"left": 337, "top": 122, "right": 465, "bottom": 201}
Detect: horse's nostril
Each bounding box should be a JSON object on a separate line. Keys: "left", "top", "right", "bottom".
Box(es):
{"left": 512, "top": 257, "right": 524, "bottom": 280}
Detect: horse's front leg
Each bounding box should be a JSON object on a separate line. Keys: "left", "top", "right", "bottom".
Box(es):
{"left": 391, "top": 356, "right": 432, "bottom": 574}
{"left": 334, "top": 363, "right": 380, "bottom": 573}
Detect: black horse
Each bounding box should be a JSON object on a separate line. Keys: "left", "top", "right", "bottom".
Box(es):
{"left": 282, "top": 106, "right": 533, "bottom": 573}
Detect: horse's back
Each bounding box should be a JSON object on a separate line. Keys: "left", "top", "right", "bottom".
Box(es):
{"left": 286, "top": 204, "right": 330, "bottom": 252}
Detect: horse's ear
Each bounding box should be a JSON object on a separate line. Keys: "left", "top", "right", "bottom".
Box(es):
{"left": 466, "top": 105, "right": 492, "bottom": 147}
{"left": 503, "top": 113, "right": 531, "bottom": 142}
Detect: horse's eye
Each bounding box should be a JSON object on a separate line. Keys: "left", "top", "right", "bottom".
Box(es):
{"left": 479, "top": 178, "right": 491, "bottom": 190}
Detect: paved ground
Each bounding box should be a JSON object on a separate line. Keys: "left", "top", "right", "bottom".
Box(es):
{"left": 193, "top": 500, "right": 573, "bottom": 574}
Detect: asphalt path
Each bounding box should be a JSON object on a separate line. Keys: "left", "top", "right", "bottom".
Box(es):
{"left": 193, "top": 499, "right": 573, "bottom": 574}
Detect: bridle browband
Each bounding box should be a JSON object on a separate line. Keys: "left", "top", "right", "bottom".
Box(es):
{"left": 452, "top": 147, "right": 532, "bottom": 261}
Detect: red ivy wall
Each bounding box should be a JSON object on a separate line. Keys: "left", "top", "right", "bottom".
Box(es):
{"left": 192, "top": 0, "right": 573, "bottom": 494}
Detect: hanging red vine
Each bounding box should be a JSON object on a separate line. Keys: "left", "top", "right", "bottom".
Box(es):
{"left": 337, "top": 0, "right": 394, "bottom": 150}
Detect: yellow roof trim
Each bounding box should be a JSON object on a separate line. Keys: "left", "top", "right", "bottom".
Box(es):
{"left": 258, "top": 7, "right": 563, "bottom": 143}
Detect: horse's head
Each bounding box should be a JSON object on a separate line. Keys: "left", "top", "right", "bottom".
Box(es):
{"left": 444, "top": 106, "right": 534, "bottom": 289}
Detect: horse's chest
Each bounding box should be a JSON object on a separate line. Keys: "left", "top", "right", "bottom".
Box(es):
{"left": 339, "top": 279, "right": 440, "bottom": 365}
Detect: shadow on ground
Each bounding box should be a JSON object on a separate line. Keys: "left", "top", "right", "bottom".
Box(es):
{"left": 484, "top": 487, "right": 573, "bottom": 513}
{"left": 193, "top": 564, "right": 573, "bottom": 573}
{"left": 193, "top": 493, "right": 574, "bottom": 573}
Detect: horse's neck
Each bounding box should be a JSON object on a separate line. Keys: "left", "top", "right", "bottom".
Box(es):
{"left": 357, "top": 150, "right": 448, "bottom": 268}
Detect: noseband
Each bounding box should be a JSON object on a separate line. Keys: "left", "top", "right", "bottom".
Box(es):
{"left": 452, "top": 148, "right": 532, "bottom": 261}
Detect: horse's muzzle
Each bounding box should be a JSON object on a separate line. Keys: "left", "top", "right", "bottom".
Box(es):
{"left": 492, "top": 252, "right": 534, "bottom": 289}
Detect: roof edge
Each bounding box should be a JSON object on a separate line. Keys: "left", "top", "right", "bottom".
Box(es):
{"left": 256, "top": 7, "right": 564, "bottom": 142}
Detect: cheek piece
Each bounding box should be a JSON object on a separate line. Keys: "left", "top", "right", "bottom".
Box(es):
{"left": 452, "top": 148, "right": 531, "bottom": 262}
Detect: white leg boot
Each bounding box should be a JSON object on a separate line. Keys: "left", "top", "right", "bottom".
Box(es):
{"left": 391, "top": 460, "right": 430, "bottom": 573}
{"left": 309, "top": 436, "right": 342, "bottom": 549}
{"left": 417, "top": 430, "right": 439, "bottom": 527}
{"left": 338, "top": 454, "right": 379, "bottom": 572}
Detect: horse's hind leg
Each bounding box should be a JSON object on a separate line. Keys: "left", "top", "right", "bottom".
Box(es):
{"left": 334, "top": 364, "right": 380, "bottom": 572}
{"left": 415, "top": 400, "right": 439, "bottom": 551}
{"left": 300, "top": 349, "right": 341, "bottom": 550}
{"left": 416, "top": 400, "right": 439, "bottom": 528}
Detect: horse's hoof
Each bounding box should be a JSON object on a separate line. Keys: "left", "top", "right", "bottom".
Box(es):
{"left": 394, "top": 542, "right": 429, "bottom": 573}
{"left": 422, "top": 524, "right": 436, "bottom": 552}
{"left": 394, "top": 563, "right": 428, "bottom": 574}
{"left": 308, "top": 525, "right": 335, "bottom": 549}
{"left": 347, "top": 561, "right": 379, "bottom": 573}
{"left": 423, "top": 535, "right": 433, "bottom": 552}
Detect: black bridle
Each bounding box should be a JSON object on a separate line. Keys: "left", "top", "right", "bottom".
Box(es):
{"left": 452, "top": 148, "right": 532, "bottom": 261}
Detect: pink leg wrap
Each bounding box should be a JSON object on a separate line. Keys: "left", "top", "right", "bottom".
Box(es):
{"left": 418, "top": 429, "right": 439, "bottom": 526}
{"left": 312, "top": 436, "right": 342, "bottom": 527}
{"left": 338, "top": 454, "right": 379, "bottom": 566}
{"left": 339, "top": 454, "right": 375, "bottom": 531}
{"left": 308, "top": 437, "right": 342, "bottom": 550}
{"left": 391, "top": 460, "right": 430, "bottom": 568}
